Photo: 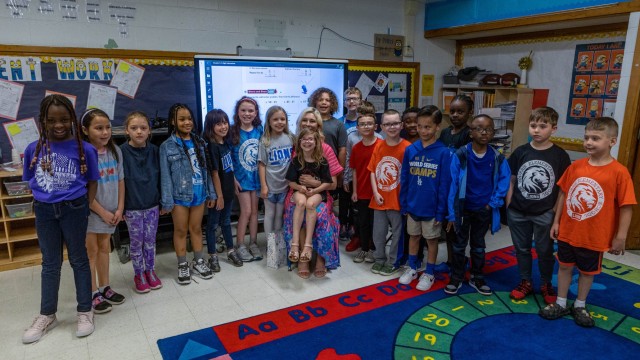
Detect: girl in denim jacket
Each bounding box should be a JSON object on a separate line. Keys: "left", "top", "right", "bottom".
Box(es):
{"left": 160, "top": 103, "right": 217, "bottom": 285}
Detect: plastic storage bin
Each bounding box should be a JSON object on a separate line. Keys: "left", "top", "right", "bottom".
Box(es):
{"left": 5, "top": 201, "right": 33, "bottom": 219}
{"left": 4, "top": 181, "right": 31, "bottom": 196}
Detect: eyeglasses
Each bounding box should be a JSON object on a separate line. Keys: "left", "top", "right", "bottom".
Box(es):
{"left": 301, "top": 138, "right": 316, "bottom": 143}
{"left": 346, "top": 97, "right": 361, "bottom": 102}
{"left": 472, "top": 127, "right": 495, "bottom": 134}
{"left": 382, "top": 122, "right": 402, "bottom": 128}
{"left": 358, "top": 123, "right": 375, "bottom": 128}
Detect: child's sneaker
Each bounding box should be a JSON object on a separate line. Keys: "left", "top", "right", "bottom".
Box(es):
{"left": 92, "top": 293, "right": 112, "bottom": 314}
{"left": 134, "top": 274, "right": 151, "bottom": 293}
{"left": 192, "top": 258, "right": 213, "bottom": 279}
{"left": 571, "top": 306, "right": 595, "bottom": 327}
{"left": 22, "top": 314, "right": 57, "bottom": 344}
{"left": 76, "top": 311, "right": 94, "bottom": 338}
{"left": 539, "top": 303, "right": 570, "bottom": 320}
{"left": 541, "top": 282, "right": 557, "bottom": 304}
{"left": 371, "top": 262, "right": 384, "bottom": 274}
{"left": 399, "top": 268, "right": 418, "bottom": 284}
{"left": 379, "top": 264, "right": 400, "bottom": 276}
{"left": 236, "top": 245, "right": 254, "bottom": 262}
{"left": 227, "top": 250, "right": 243, "bottom": 267}
{"left": 469, "top": 277, "right": 492, "bottom": 296}
{"left": 177, "top": 262, "right": 191, "bottom": 285}
{"left": 353, "top": 250, "right": 366, "bottom": 263}
{"left": 509, "top": 279, "right": 533, "bottom": 300}
{"left": 101, "top": 286, "right": 125, "bottom": 305}
{"left": 208, "top": 255, "right": 221, "bottom": 272}
{"left": 364, "top": 250, "right": 375, "bottom": 263}
{"left": 249, "top": 243, "right": 263, "bottom": 261}
{"left": 444, "top": 279, "right": 462, "bottom": 295}
{"left": 145, "top": 270, "right": 163, "bottom": 290}
{"left": 416, "top": 273, "right": 435, "bottom": 291}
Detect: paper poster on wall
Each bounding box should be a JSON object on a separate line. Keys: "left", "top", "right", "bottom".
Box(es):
{"left": 45, "top": 90, "right": 77, "bottom": 108}
{"left": 387, "top": 73, "right": 407, "bottom": 99}
{"left": 388, "top": 97, "right": 406, "bottom": 112}
{"left": 56, "top": 57, "right": 115, "bottom": 81}
{"left": 87, "top": 82, "right": 117, "bottom": 119}
{"left": 2, "top": 117, "right": 40, "bottom": 155}
{"left": 366, "top": 95, "right": 385, "bottom": 114}
{"left": 110, "top": 60, "right": 145, "bottom": 98}
{"left": 0, "top": 56, "right": 43, "bottom": 82}
{"left": 354, "top": 73, "right": 375, "bottom": 99}
{"left": 0, "top": 79, "right": 24, "bottom": 120}
{"left": 566, "top": 41, "right": 624, "bottom": 125}
{"left": 374, "top": 73, "right": 388, "bottom": 93}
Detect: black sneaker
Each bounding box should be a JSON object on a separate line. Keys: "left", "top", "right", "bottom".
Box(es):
{"left": 208, "top": 255, "right": 221, "bottom": 273}
{"left": 571, "top": 306, "right": 595, "bottom": 327}
{"left": 177, "top": 262, "right": 191, "bottom": 285}
{"left": 192, "top": 259, "right": 213, "bottom": 279}
{"left": 539, "top": 303, "right": 570, "bottom": 320}
{"left": 92, "top": 293, "right": 112, "bottom": 314}
{"left": 101, "top": 286, "right": 125, "bottom": 305}
{"left": 444, "top": 280, "right": 462, "bottom": 295}
{"left": 227, "top": 250, "right": 243, "bottom": 267}
{"left": 469, "top": 277, "right": 492, "bottom": 296}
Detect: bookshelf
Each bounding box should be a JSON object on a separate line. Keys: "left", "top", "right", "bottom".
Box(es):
{"left": 441, "top": 85, "right": 534, "bottom": 155}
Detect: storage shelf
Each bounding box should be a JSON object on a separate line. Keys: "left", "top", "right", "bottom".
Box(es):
{"left": 0, "top": 169, "right": 40, "bottom": 271}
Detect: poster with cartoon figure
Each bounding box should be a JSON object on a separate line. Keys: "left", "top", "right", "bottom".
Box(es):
{"left": 592, "top": 51, "right": 610, "bottom": 71}
{"left": 567, "top": 41, "right": 624, "bottom": 125}
{"left": 0, "top": 56, "right": 43, "bottom": 82}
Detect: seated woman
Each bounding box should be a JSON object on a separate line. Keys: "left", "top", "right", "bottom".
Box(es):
{"left": 283, "top": 107, "right": 343, "bottom": 278}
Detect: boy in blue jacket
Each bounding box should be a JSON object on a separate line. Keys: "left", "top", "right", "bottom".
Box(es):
{"left": 399, "top": 107, "right": 451, "bottom": 291}
{"left": 445, "top": 114, "right": 510, "bottom": 296}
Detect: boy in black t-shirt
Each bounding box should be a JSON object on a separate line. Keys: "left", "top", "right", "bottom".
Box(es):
{"left": 505, "top": 107, "right": 571, "bottom": 304}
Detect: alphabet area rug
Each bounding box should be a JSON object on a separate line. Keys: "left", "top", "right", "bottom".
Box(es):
{"left": 157, "top": 247, "right": 640, "bottom": 360}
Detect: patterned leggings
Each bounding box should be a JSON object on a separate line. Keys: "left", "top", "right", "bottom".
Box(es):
{"left": 124, "top": 206, "right": 159, "bottom": 275}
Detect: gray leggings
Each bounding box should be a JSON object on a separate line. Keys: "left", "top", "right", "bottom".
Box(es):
{"left": 264, "top": 198, "right": 285, "bottom": 234}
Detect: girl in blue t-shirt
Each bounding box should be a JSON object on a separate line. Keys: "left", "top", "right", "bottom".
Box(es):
{"left": 160, "top": 104, "right": 216, "bottom": 285}
{"left": 230, "top": 96, "right": 263, "bottom": 262}
{"left": 80, "top": 108, "right": 126, "bottom": 314}
{"left": 22, "top": 94, "right": 100, "bottom": 343}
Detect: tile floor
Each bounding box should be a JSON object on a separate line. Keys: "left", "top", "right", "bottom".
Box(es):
{"left": 2, "top": 228, "right": 639, "bottom": 360}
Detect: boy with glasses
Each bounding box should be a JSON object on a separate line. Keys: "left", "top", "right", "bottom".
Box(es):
{"left": 339, "top": 87, "right": 363, "bottom": 243}
{"left": 369, "top": 110, "right": 411, "bottom": 276}
{"left": 446, "top": 114, "right": 511, "bottom": 295}
{"left": 344, "top": 101, "right": 383, "bottom": 251}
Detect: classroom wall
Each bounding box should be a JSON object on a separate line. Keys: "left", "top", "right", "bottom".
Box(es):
{"left": 461, "top": 13, "right": 640, "bottom": 158}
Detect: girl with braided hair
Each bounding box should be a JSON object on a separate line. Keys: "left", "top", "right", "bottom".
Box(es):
{"left": 160, "top": 103, "right": 217, "bottom": 285}
{"left": 22, "top": 94, "right": 100, "bottom": 343}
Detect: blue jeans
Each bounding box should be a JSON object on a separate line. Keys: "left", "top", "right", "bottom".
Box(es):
{"left": 34, "top": 196, "right": 92, "bottom": 315}
{"left": 206, "top": 198, "right": 234, "bottom": 253}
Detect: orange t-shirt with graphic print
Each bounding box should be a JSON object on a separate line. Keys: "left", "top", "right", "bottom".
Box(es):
{"left": 367, "top": 139, "right": 411, "bottom": 211}
{"left": 557, "top": 158, "right": 636, "bottom": 252}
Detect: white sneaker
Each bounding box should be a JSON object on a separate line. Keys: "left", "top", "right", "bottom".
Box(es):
{"left": 398, "top": 268, "right": 418, "bottom": 285}
{"left": 353, "top": 250, "right": 366, "bottom": 263}
{"left": 416, "top": 273, "right": 435, "bottom": 291}
{"left": 22, "top": 314, "right": 57, "bottom": 344}
{"left": 76, "top": 311, "right": 95, "bottom": 338}
{"left": 364, "top": 250, "right": 375, "bottom": 263}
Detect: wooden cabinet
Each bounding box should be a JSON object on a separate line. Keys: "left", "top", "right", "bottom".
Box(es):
{"left": 441, "top": 85, "right": 534, "bottom": 155}
{"left": 0, "top": 169, "right": 41, "bottom": 271}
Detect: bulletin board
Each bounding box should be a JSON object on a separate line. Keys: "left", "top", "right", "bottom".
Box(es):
{"left": 0, "top": 45, "right": 420, "bottom": 163}
{"left": 347, "top": 60, "right": 420, "bottom": 118}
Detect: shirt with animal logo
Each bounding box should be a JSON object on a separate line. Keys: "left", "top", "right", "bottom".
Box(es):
{"left": 367, "top": 139, "right": 411, "bottom": 211}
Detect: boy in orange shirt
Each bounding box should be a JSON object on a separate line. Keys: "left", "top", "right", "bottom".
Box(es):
{"left": 539, "top": 117, "right": 636, "bottom": 327}
{"left": 369, "top": 110, "right": 411, "bottom": 276}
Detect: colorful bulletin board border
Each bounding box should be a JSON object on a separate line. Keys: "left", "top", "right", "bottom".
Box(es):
{"left": 566, "top": 41, "right": 624, "bottom": 126}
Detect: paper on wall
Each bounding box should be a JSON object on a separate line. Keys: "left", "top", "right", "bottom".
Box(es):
{"left": 374, "top": 73, "right": 389, "bottom": 93}
{"left": 110, "top": 60, "right": 144, "bottom": 98}
{"left": 2, "top": 117, "right": 40, "bottom": 156}
{"left": 354, "top": 73, "right": 375, "bottom": 99}
{"left": 87, "top": 82, "right": 117, "bottom": 119}
{"left": 0, "top": 79, "right": 24, "bottom": 120}
{"left": 388, "top": 73, "right": 407, "bottom": 99}
{"left": 367, "top": 95, "right": 386, "bottom": 114}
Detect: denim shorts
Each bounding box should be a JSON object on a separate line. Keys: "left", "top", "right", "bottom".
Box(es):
{"left": 267, "top": 192, "right": 287, "bottom": 204}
